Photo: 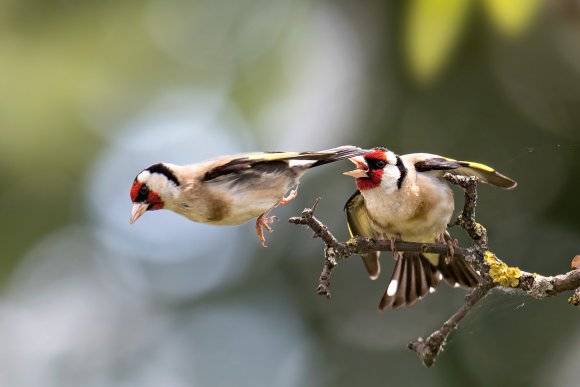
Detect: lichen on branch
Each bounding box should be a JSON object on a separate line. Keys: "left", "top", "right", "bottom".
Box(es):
{"left": 484, "top": 251, "right": 522, "bottom": 287}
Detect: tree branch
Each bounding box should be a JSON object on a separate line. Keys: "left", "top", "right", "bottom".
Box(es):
{"left": 289, "top": 175, "right": 580, "bottom": 367}
{"left": 408, "top": 279, "right": 496, "bottom": 367}
{"left": 445, "top": 174, "right": 487, "bottom": 248}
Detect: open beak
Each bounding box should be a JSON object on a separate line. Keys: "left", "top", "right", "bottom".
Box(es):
{"left": 130, "top": 202, "right": 148, "bottom": 224}
{"left": 343, "top": 156, "right": 369, "bottom": 179}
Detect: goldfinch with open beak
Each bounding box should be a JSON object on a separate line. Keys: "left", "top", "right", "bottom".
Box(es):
{"left": 343, "top": 147, "right": 517, "bottom": 310}
{"left": 130, "top": 146, "right": 368, "bottom": 247}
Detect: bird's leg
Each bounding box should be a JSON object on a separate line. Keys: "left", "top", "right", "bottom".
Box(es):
{"left": 256, "top": 184, "right": 300, "bottom": 246}
{"left": 256, "top": 210, "right": 278, "bottom": 247}
{"left": 389, "top": 234, "right": 402, "bottom": 260}
{"left": 256, "top": 184, "right": 299, "bottom": 246}
{"left": 278, "top": 184, "right": 299, "bottom": 206}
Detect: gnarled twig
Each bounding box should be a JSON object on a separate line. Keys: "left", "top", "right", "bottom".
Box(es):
{"left": 289, "top": 175, "right": 580, "bottom": 367}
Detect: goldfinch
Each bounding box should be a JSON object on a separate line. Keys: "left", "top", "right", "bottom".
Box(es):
{"left": 343, "top": 148, "right": 517, "bottom": 310}
{"left": 130, "top": 146, "right": 368, "bottom": 246}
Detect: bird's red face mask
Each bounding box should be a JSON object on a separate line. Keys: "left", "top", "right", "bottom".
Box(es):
{"left": 129, "top": 181, "right": 164, "bottom": 224}
{"left": 343, "top": 149, "right": 387, "bottom": 190}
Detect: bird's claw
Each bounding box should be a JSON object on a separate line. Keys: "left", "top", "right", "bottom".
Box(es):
{"left": 256, "top": 213, "right": 278, "bottom": 247}
{"left": 445, "top": 238, "right": 459, "bottom": 262}
{"left": 445, "top": 238, "right": 459, "bottom": 264}
{"left": 278, "top": 186, "right": 299, "bottom": 205}
{"left": 389, "top": 235, "right": 401, "bottom": 260}
{"left": 441, "top": 232, "right": 458, "bottom": 262}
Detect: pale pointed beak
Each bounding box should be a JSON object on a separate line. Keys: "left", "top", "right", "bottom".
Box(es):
{"left": 343, "top": 156, "right": 369, "bottom": 178}
{"left": 130, "top": 202, "right": 148, "bottom": 224}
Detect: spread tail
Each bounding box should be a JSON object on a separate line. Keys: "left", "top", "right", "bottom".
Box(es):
{"left": 379, "top": 252, "right": 479, "bottom": 310}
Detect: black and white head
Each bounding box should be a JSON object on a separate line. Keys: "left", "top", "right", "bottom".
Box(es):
{"left": 343, "top": 148, "right": 407, "bottom": 193}
{"left": 129, "top": 163, "right": 181, "bottom": 224}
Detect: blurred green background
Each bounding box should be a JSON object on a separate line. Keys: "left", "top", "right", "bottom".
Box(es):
{"left": 1, "top": 0, "right": 580, "bottom": 386}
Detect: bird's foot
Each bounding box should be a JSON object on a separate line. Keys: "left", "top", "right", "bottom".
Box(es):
{"left": 256, "top": 213, "right": 278, "bottom": 247}
{"left": 389, "top": 235, "right": 401, "bottom": 260}
{"left": 278, "top": 185, "right": 299, "bottom": 205}
{"left": 447, "top": 239, "right": 459, "bottom": 257}
{"left": 443, "top": 237, "right": 458, "bottom": 263}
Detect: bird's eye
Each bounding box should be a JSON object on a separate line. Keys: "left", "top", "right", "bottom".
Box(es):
{"left": 139, "top": 184, "right": 149, "bottom": 196}
{"left": 368, "top": 159, "right": 386, "bottom": 169}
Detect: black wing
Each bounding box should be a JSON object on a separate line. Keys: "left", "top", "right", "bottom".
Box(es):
{"left": 203, "top": 146, "right": 367, "bottom": 182}
{"left": 414, "top": 157, "right": 517, "bottom": 189}
{"left": 203, "top": 157, "right": 290, "bottom": 182}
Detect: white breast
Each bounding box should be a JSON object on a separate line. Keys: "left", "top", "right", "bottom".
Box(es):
{"left": 362, "top": 173, "right": 454, "bottom": 242}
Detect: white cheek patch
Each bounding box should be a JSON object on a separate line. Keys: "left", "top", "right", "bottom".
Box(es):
{"left": 139, "top": 171, "right": 180, "bottom": 199}
{"left": 379, "top": 166, "right": 401, "bottom": 194}
{"left": 137, "top": 170, "right": 151, "bottom": 181}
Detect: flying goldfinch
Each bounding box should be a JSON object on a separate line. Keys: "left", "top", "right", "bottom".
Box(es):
{"left": 130, "top": 146, "right": 368, "bottom": 246}
{"left": 343, "top": 147, "right": 517, "bottom": 310}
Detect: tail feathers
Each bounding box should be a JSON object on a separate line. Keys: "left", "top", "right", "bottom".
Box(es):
{"left": 379, "top": 252, "right": 437, "bottom": 310}
{"left": 360, "top": 252, "right": 381, "bottom": 280}
{"left": 309, "top": 146, "right": 369, "bottom": 168}
{"left": 424, "top": 260, "right": 442, "bottom": 291}
{"left": 379, "top": 253, "right": 479, "bottom": 310}
{"left": 438, "top": 256, "right": 480, "bottom": 289}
